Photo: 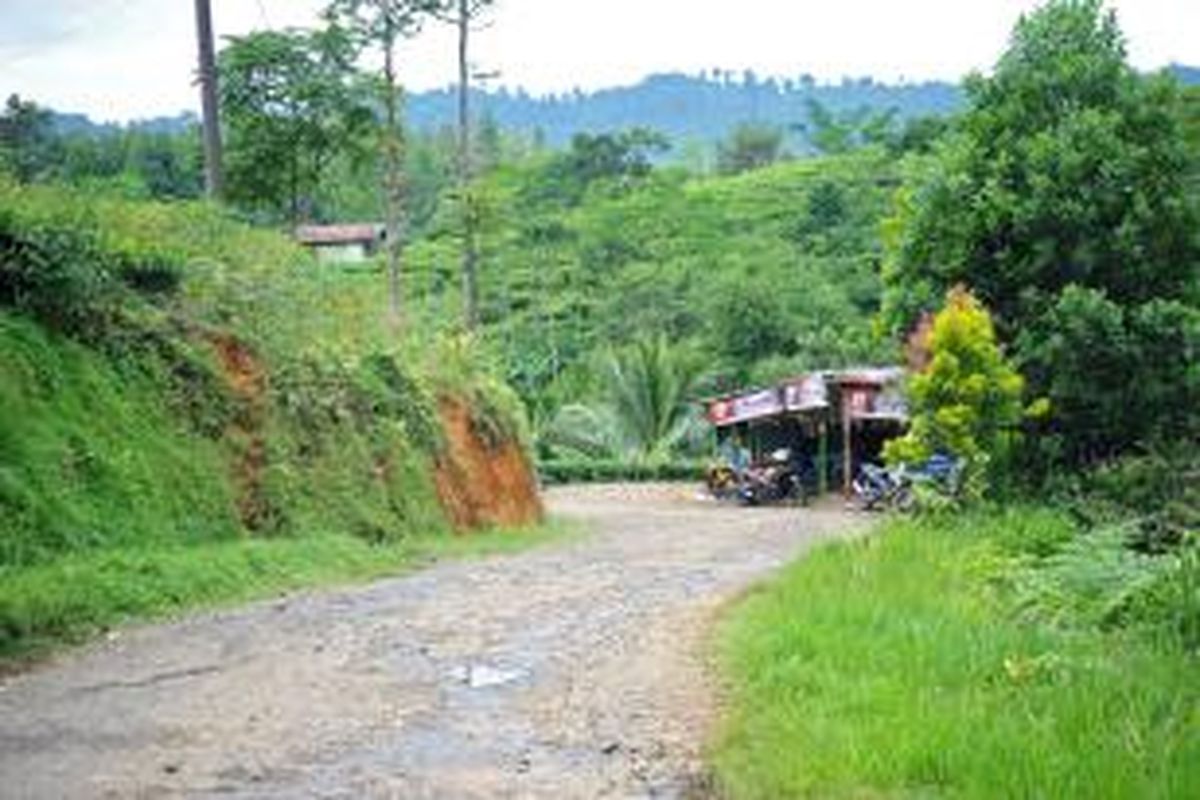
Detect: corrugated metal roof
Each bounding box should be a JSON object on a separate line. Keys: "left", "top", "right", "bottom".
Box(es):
{"left": 294, "top": 223, "right": 384, "bottom": 245}
{"left": 702, "top": 367, "right": 908, "bottom": 427}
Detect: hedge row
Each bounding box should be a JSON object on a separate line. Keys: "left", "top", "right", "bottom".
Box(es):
{"left": 539, "top": 458, "right": 706, "bottom": 485}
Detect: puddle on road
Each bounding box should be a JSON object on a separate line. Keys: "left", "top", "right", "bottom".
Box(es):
{"left": 448, "top": 664, "right": 527, "bottom": 689}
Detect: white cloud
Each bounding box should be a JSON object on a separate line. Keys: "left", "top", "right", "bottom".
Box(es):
{"left": 0, "top": 0, "right": 1196, "bottom": 121}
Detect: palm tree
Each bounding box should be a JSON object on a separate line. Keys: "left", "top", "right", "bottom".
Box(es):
{"left": 547, "top": 336, "right": 703, "bottom": 462}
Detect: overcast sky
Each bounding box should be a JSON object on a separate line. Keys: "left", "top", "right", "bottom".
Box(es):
{"left": 1, "top": 0, "right": 1197, "bottom": 122}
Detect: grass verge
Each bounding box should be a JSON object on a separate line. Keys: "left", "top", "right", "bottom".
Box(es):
{"left": 710, "top": 510, "right": 1200, "bottom": 799}
{"left": 0, "top": 521, "right": 573, "bottom": 670}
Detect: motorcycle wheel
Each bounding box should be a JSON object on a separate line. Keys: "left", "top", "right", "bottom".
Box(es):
{"left": 788, "top": 477, "right": 809, "bottom": 507}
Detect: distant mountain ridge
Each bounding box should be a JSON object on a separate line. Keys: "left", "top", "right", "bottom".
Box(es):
{"left": 413, "top": 72, "right": 961, "bottom": 152}
{"left": 48, "top": 64, "right": 1200, "bottom": 150}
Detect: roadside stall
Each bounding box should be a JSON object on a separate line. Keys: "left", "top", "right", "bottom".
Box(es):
{"left": 704, "top": 368, "right": 907, "bottom": 501}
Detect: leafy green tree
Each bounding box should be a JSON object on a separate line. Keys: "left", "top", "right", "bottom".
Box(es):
{"left": 881, "top": 0, "right": 1200, "bottom": 466}
{"left": 125, "top": 131, "right": 204, "bottom": 199}
{"left": 218, "top": 27, "right": 373, "bottom": 224}
{"left": 709, "top": 282, "right": 794, "bottom": 367}
{"left": 0, "top": 95, "right": 57, "bottom": 182}
{"left": 890, "top": 113, "right": 953, "bottom": 156}
{"left": 534, "top": 128, "right": 669, "bottom": 206}
{"left": 1020, "top": 286, "right": 1200, "bottom": 464}
{"left": 885, "top": 287, "right": 1026, "bottom": 495}
{"left": 716, "top": 122, "right": 785, "bottom": 175}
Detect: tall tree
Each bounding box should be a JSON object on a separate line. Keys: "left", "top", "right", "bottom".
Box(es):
{"left": 884, "top": 287, "right": 1026, "bottom": 496}
{"left": 218, "top": 27, "right": 373, "bottom": 224}
{"left": 433, "top": 0, "right": 496, "bottom": 331}
{"left": 533, "top": 128, "right": 669, "bottom": 207}
{"left": 716, "top": 122, "right": 785, "bottom": 175}
{"left": 881, "top": 0, "right": 1199, "bottom": 465}
{"left": 324, "top": 0, "right": 440, "bottom": 329}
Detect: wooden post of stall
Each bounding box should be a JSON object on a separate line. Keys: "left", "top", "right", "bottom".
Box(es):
{"left": 818, "top": 418, "right": 829, "bottom": 496}
{"left": 842, "top": 392, "right": 853, "bottom": 498}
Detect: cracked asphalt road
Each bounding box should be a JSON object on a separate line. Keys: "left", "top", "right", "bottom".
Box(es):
{"left": 0, "top": 484, "right": 861, "bottom": 799}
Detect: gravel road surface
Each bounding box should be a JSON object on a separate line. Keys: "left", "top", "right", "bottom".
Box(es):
{"left": 0, "top": 484, "right": 861, "bottom": 799}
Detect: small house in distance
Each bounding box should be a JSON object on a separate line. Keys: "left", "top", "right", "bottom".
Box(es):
{"left": 294, "top": 223, "right": 385, "bottom": 265}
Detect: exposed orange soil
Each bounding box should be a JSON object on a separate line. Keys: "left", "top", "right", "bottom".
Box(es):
{"left": 209, "top": 333, "right": 271, "bottom": 530}
{"left": 434, "top": 397, "right": 544, "bottom": 530}
{"left": 208, "top": 336, "right": 539, "bottom": 534}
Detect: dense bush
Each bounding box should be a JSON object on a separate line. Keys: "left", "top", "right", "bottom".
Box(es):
{"left": 0, "top": 178, "right": 186, "bottom": 336}
{"left": 1051, "top": 446, "right": 1200, "bottom": 552}
{"left": 1006, "top": 523, "right": 1200, "bottom": 647}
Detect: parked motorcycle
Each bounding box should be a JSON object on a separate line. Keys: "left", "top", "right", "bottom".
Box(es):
{"left": 852, "top": 462, "right": 914, "bottom": 512}
{"left": 912, "top": 453, "right": 963, "bottom": 498}
{"left": 705, "top": 463, "right": 740, "bottom": 501}
{"left": 852, "top": 454, "right": 962, "bottom": 512}
{"left": 738, "top": 449, "right": 808, "bottom": 506}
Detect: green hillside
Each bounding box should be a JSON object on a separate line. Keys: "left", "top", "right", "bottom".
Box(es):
{"left": 0, "top": 178, "right": 533, "bottom": 659}
{"left": 408, "top": 149, "right": 897, "bottom": 421}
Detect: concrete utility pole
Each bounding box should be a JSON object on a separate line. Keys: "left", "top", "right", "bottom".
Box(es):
{"left": 193, "top": 0, "right": 224, "bottom": 198}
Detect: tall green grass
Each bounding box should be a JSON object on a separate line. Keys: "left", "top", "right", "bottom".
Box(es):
{"left": 712, "top": 510, "right": 1200, "bottom": 799}
{"left": 0, "top": 314, "right": 240, "bottom": 566}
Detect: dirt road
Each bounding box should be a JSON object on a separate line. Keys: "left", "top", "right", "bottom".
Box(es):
{"left": 0, "top": 484, "right": 861, "bottom": 799}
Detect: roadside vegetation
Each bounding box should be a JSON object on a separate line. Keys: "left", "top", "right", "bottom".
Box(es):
{"left": 714, "top": 508, "right": 1199, "bottom": 799}
{"left": 712, "top": 1, "right": 1199, "bottom": 796}
{"left": 408, "top": 144, "right": 903, "bottom": 475}
{"left": 0, "top": 178, "right": 541, "bottom": 663}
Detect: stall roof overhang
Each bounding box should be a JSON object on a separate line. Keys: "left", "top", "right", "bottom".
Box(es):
{"left": 704, "top": 367, "right": 907, "bottom": 428}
